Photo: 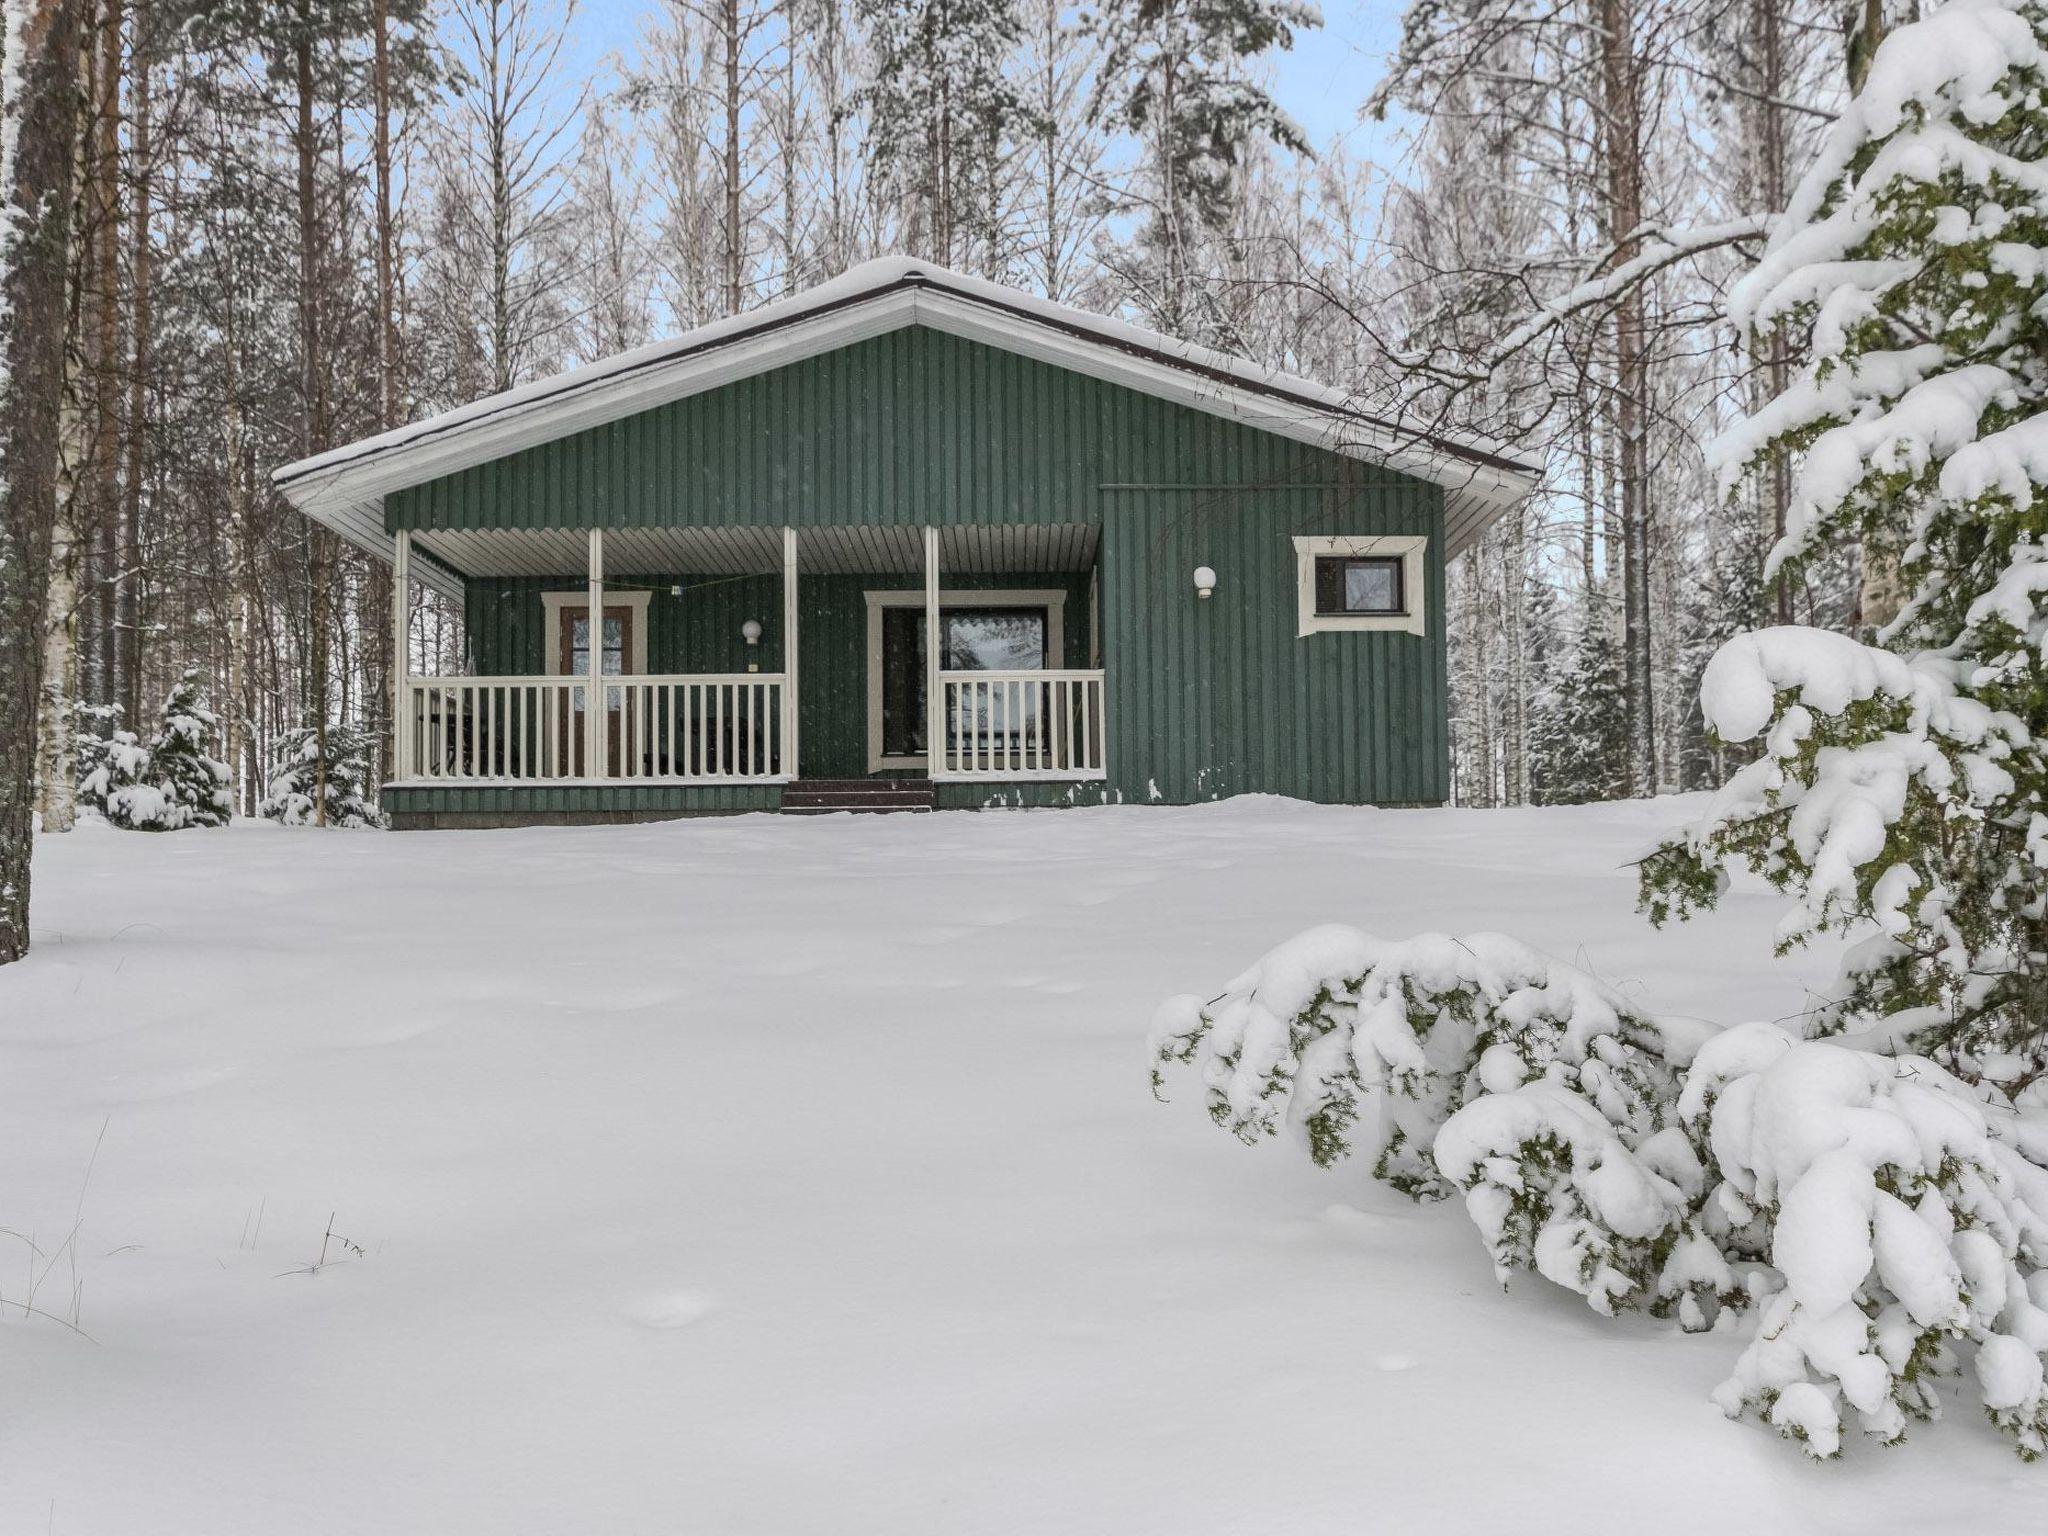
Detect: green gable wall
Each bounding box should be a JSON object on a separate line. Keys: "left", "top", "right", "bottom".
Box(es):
{"left": 393, "top": 322, "right": 1454, "bottom": 808}
{"left": 387, "top": 327, "right": 1363, "bottom": 533}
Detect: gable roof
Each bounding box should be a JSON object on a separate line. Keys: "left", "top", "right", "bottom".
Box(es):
{"left": 275, "top": 257, "right": 1539, "bottom": 598}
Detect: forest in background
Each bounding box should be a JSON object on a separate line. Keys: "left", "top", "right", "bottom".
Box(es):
{"left": 17, "top": 0, "right": 1892, "bottom": 826}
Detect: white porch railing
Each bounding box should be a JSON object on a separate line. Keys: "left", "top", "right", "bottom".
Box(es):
{"left": 401, "top": 674, "right": 788, "bottom": 782}
{"left": 935, "top": 669, "right": 1106, "bottom": 780}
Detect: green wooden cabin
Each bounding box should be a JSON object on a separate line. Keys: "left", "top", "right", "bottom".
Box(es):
{"left": 275, "top": 260, "right": 1536, "bottom": 828}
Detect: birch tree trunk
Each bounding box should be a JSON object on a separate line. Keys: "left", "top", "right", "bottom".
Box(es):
{"left": 1599, "top": 0, "right": 1655, "bottom": 796}
{"left": 33, "top": 9, "right": 96, "bottom": 836}
{"left": 294, "top": 12, "right": 331, "bottom": 824}
{"left": 35, "top": 307, "right": 87, "bottom": 835}
{"left": 1504, "top": 508, "right": 1529, "bottom": 806}
{"left": 1, "top": 0, "right": 89, "bottom": 964}
{"left": 1753, "top": 0, "right": 1794, "bottom": 624}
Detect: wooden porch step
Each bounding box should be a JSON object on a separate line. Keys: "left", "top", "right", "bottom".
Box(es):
{"left": 781, "top": 778, "right": 935, "bottom": 814}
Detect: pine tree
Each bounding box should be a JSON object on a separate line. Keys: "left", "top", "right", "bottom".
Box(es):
{"left": 1670, "top": 514, "right": 1762, "bottom": 792}
{"left": 1643, "top": 0, "right": 2048, "bottom": 1079}
{"left": 857, "top": 0, "right": 1033, "bottom": 272}
{"left": 258, "top": 724, "right": 387, "bottom": 828}
{"left": 1093, "top": 0, "right": 1317, "bottom": 335}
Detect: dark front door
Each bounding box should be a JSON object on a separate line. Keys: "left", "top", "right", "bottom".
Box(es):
{"left": 880, "top": 606, "right": 1048, "bottom": 760}
{"left": 558, "top": 605, "right": 634, "bottom": 775}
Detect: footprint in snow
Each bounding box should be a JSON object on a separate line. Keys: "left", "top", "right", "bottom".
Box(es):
{"left": 1376, "top": 1354, "right": 1419, "bottom": 1373}
{"left": 630, "top": 1291, "right": 714, "bottom": 1329}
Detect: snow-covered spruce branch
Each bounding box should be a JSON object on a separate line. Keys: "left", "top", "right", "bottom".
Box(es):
{"left": 1641, "top": 625, "right": 2021, "bottom": 935}
{"left": 1151, "top": 928, "right": 2048, "bottom": 1460}
{"left": 1682, "top": 1023, "right": 2048, "bottom": 1460}
{"left": 1147, "top": 927, "right": 1711, "bottom": 1269}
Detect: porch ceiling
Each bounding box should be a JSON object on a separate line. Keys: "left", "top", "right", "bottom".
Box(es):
{"left": 412, "top": 521, "right": 1101, "bottom": 583}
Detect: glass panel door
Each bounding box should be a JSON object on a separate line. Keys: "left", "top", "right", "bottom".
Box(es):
{"left": 557, "top": 605, "right": 635, "bottom": 775}
{"left": 879, "top": 606, "right": 1048, "bottom": 759}
{"left": 567, "top": 614, "right": 626, "bottom": 711}
{"left": 944, "top": 610, "right": 1044, "bottom": 763}
{"left": 944, "top": 611, "right": 1045, "bottom": 671}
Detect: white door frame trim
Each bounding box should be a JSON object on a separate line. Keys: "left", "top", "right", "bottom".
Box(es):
{"left": 865, "top": 587, "right": 1068, "bottom": 773}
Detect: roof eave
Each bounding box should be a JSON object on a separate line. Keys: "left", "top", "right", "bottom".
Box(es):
{"left": 275, "top": 264, "right": 1539, "bottom": 571}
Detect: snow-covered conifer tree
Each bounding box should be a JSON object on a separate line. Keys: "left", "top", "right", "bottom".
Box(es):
{"left": 1643, "top": 0, "right": 2048, "bottom": 1081}
{"left": 74, "top": 701, "right": 149, "bottom": 825}
{"left": 1151, "top": 921, "right": 2048, "bottom": 1458}
{"left": 114, "top": 669, "right": 232, "bottom": 831}
{"left": 857, "top": 0, "right": 1033, "bottom": 273}
{"left": 1092, "top": 0, "right": 1319, "bottom": 336}
{"left": 1534, "top": 601, "right": 1629, "bottom": 804}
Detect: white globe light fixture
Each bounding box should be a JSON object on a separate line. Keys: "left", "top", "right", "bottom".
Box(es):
{"left": 1193, "top": 565, "right": 1217, "bottom": 600}
{"left": 741, "top": 617, "right": 763, "bottom": 672}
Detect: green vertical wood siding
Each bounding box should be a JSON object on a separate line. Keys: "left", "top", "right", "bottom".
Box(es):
{"left": 388, "top": 328, "right": 1354, "bottom": 533}
{"left": 1096, "top": 484, "right": 1447, "bottom": 806}
{"left": 401, "top": 321, "right": 1451, "bottom": 808}
{"left": 465, "top": 574, "right": 785, "bottom": 675}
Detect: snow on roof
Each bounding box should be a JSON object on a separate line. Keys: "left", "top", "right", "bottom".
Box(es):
{"left": 275, "top": 257, "right": 1539, "bottom": 591}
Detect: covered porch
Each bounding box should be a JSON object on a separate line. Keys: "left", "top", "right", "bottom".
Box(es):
{"left": 389, "top": 522, "right": 1107, "bottom": 812}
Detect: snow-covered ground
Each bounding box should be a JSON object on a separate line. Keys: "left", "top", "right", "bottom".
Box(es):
{"left": 2, "top": 799, "right": 2042, "bottom": 1534}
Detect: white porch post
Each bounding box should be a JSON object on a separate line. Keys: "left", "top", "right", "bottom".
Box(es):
{"left": 782, "top": 526, "right": 799, "bottom": 778}
{"left": 923, "top": 525, "right": 940, "bottom": 776}
{"left": 586, "top": 528, "right": 605, "bottom": 778}
{"left": 391, "top": 529, "right": 411, "bottom": 781}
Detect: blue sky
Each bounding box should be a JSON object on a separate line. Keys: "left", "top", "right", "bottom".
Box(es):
{"left": 1264, "top": 2, "right": 1407, "bottom": 151}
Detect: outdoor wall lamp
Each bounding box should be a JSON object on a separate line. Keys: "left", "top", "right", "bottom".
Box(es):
{"left": 1193, "top": 565, "right": 1217, "bottom": 600}
{"left": 742, "top": 618, "right": 762, "bottom": 672}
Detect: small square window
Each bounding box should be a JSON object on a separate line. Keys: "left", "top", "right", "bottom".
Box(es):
{"left": 1314, "top": 556, "right": 1404, "bottom": 616}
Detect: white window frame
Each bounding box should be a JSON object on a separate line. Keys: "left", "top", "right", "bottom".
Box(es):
{"left": 1293, "top": 535, "right": 1428, "bottom": 638}
{"left": 541, "top": 588, "right": 652, "bottom": 676}
{"left": 864, "top": 588, "right": 1068, "bottom": 772}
